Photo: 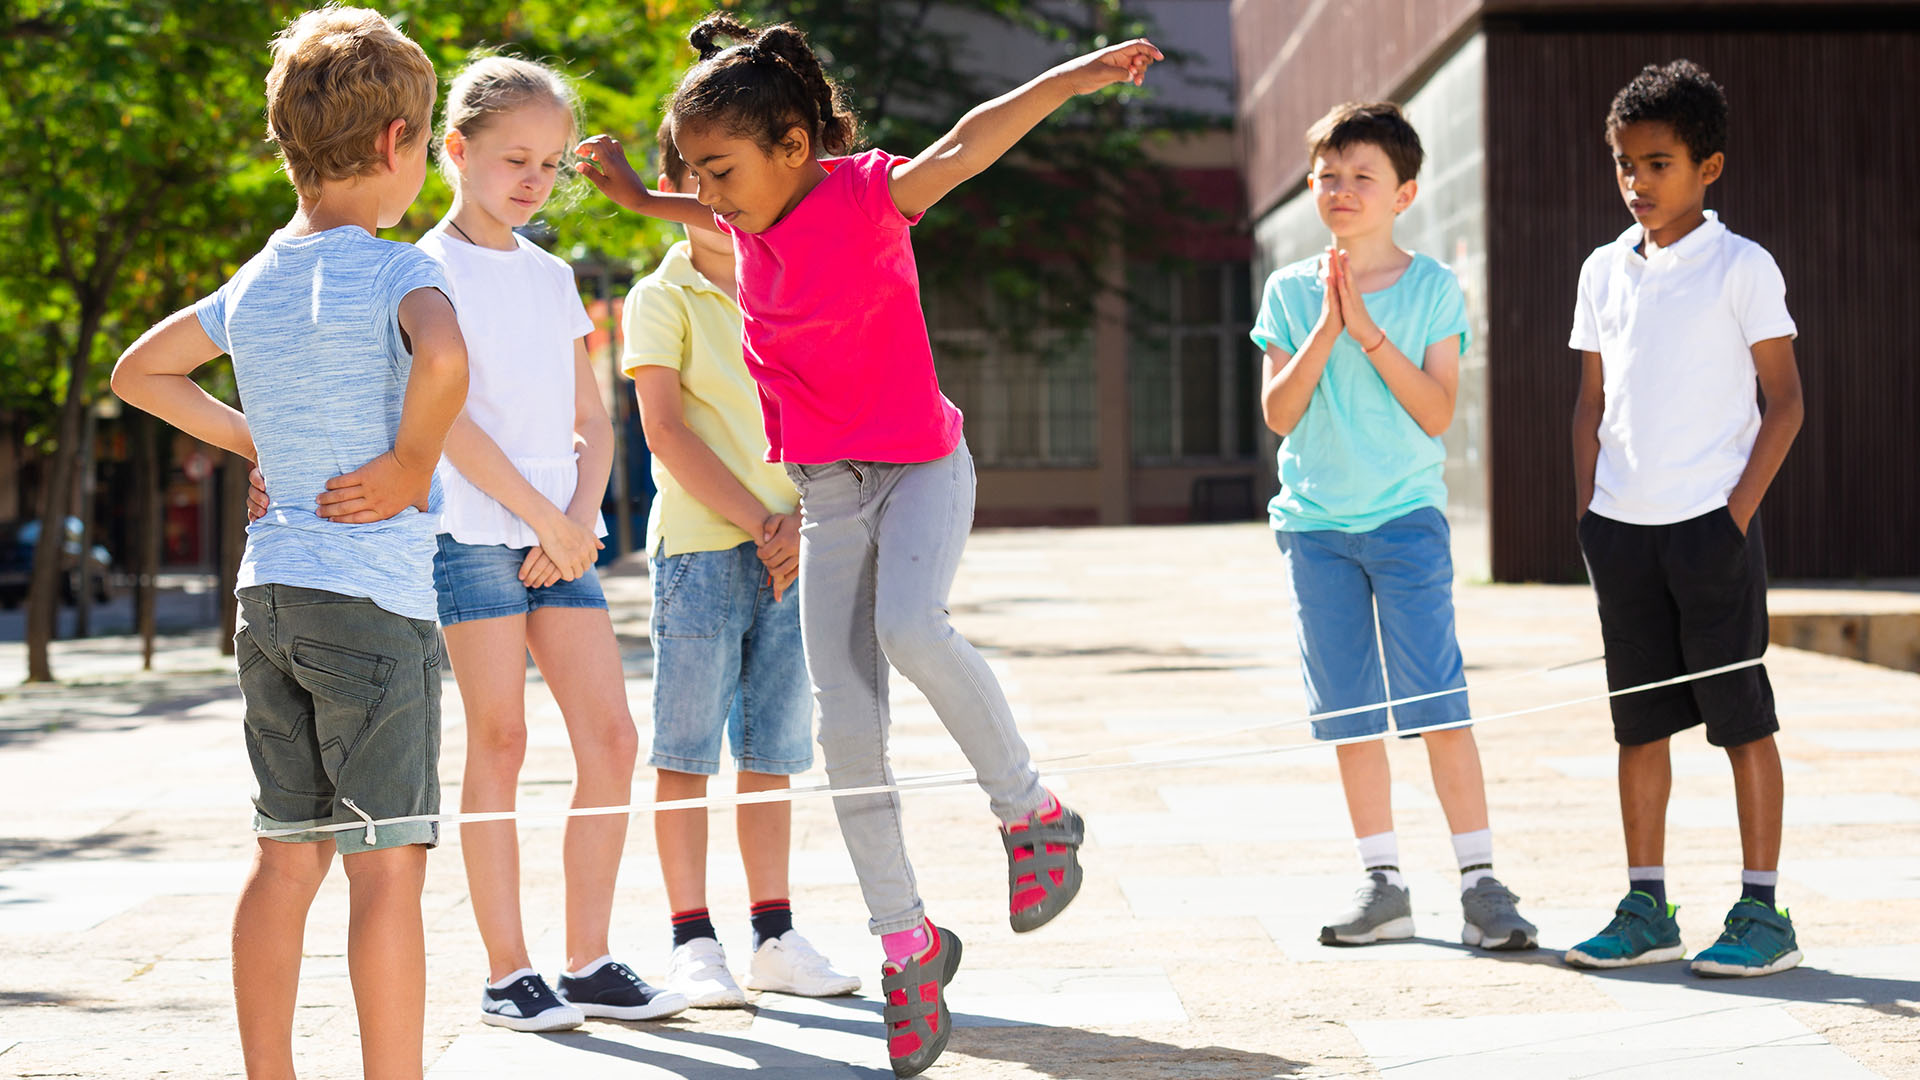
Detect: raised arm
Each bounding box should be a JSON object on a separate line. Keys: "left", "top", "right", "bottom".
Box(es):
{"left": 111, "top": 307, "right": 255, "bottom": 461}
{"left": 575, "top": 134, "right": 724, "bottom": 233}
{"left": 888, "top": 39, "right": 1162, "bottom": 219}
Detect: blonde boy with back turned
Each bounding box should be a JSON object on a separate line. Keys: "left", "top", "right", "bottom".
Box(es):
{"left": 111, "top": 8, "right": 468, "bottom": 1078}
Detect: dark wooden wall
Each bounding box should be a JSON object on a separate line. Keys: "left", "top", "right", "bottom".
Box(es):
{"left": 1484, "top": 19, "right": 1920, "bottom": 581}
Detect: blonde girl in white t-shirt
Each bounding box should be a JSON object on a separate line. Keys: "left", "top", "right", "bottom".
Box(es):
{"left": 421, "top": 56, "right": 687, "bottom": 1031}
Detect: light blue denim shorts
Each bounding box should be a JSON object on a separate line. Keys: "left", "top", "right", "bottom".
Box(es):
{"left": 1274, "top": 506, "right": 1470, "bottom": 740}
{"left": 649, "top": 540, "right": 813, "bottom": 775}
{"left": 431, "top": 535, "right": 607, "bottom": 626}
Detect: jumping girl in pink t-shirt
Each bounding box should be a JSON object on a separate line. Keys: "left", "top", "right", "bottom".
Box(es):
{"left": 577, "top": 15, "right": 1159, "bottom": 1076}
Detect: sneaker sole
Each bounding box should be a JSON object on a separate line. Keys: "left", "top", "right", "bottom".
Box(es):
{"left": 1461, "top": 922, "right": 1539, "bottom": 951}
{"left": 1690, "top": 948, "right": 1802, "bottom": 978}
{"left": 1563, "top": 943, "right": 1685, "bottom": 969}
{"left": 571, "top": 991, "right": 691, "bottom": 1020}
{"left": 745, "top": 974, "right": 863, "bottom": 996}
{"left": 480, "top": 1008, "right": 584, "bottom": 1032}
{"left": 680, "top": 987, "right": 748, "bottom": 1009}
{"left": 1320, "top": 915, "right": 1415, "bottom": 946}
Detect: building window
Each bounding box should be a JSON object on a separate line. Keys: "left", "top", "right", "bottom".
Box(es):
{"left": 1129, "top": 261, "right": 1259, "bottom": 465}
{"left": 928, "top": 280, "right": 1097, "bottom": 468}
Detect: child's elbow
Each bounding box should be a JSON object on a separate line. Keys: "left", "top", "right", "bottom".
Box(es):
{"left": 1420, "top": 409, "right": 1454, "bottom": 438}
{"left": 108, "top": 353, "right": 142, "bottom": 406}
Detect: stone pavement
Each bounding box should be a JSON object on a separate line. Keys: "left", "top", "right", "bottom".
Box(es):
{"left": 1, "top": 523, "right": 1916, "bottom": 1079}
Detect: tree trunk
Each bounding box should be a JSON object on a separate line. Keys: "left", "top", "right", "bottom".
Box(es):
{"left": 73, "top": 407, "right": 97, "bottom": 639}
{"left": 23, "top": 325, "right": 96, "bottom": 683}
{"left": 133, "top": 410, "right": 161, "bottom": 669}
{"left": 218, "top": 453, "right": 246, "bottom": 654}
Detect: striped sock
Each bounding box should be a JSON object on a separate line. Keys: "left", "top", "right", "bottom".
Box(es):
{"left": 1357, "top": 831, "right": 1405, "bottom": 888}
{"left": 1741, "top": 869, "right": 1778, "bottom": 909}
{"left": 1628, "top": 866, "right": 1666, "bottom": 908}
{"left": 671, "top": 907, "right": 717, "bottom": 947}
{"left": 750, "top": 899, "right": 793, "bottom": 948}
{"left": 1451, "top": 828, "right": 1495, "bottom": 893}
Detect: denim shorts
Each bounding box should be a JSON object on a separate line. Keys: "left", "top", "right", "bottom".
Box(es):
{"left": 649, "top": 540, "right": 813, "bottom": 776}
{"left": 1274, "top": 506, "right": 1470, "bottom": 740}
{"left": 235, "top": 584, "right": 442, "bottom": 853}
{"left": 431, "top": 534, "right": 607, "bottom": 625}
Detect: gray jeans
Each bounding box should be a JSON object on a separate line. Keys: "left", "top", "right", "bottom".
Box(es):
{"left": 785, "top": 441, "right": 1045, "bottom": 933}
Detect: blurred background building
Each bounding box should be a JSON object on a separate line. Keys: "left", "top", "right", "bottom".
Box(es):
{"left": 1235, "top": 0, "right": 1920, "bottom": 582}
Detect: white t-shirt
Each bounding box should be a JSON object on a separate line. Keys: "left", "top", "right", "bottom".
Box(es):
{"left": 418, "top": 226, "right": 606, "bottom": 547}
{"left": 1569, "top": 211, "right": 1797, "bottom": 526}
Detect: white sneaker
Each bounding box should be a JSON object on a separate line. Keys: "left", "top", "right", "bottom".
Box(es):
{"left": 746, "top": 930, "right": 862, "bottom": 997}
{"left": 665, "top": 937, "right": 747, "bottom": 1008}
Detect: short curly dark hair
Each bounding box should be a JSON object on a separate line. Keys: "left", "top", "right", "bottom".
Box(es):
{"left": 1606, "top": 59, "right": 1728, "bottom": 163}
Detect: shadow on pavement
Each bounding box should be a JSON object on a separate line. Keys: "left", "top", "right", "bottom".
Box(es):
{"left": 1582, "top": 961, "right": 1920, "bottom": 1015}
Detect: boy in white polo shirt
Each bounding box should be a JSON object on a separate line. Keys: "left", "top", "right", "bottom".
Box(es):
{"left": 1564, "top": 60, "right": 1805, "bottom": 978}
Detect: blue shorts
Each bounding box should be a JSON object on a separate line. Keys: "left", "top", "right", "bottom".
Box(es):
{"left": 1274, "top": 506, "right": 1470, "bottom": 740}
{"left": 431, "top": 535, "right": 608, "bottom": 626}
{"left": 649, "top": 541, "right": 813, "bottom": 776}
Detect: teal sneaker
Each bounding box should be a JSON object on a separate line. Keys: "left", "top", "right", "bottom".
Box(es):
{"left": 1564, "top": 890, "right": 1684, "bottom": 969}
{"left": 1690, "top": 898, "right": 1802, "bottom": 977}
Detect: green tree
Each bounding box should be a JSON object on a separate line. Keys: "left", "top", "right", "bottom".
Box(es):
{"left": 0, "top": 0, "right": 287, "bottom": 682}
{"left": 0, "top": 0, "right": 701, "bottom": 681}
{"left": 726, "top": 0, "right": 1222, "bottom": 350}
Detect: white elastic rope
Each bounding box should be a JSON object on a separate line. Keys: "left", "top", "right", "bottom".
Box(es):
{"left": 257, "top": 653, "right": 1764, "bottom": 841}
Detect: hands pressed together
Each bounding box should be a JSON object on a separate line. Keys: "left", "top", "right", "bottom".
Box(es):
{"left": 1316, "top": 247, "right": 1387, "bottom": 356}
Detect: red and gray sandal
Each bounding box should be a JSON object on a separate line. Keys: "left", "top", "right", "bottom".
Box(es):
{"left": 1001, "top": 794, "right": 1085, "bottom": 933}
{"left": 882, "top": 923, "right": 964, "bottom": 1078}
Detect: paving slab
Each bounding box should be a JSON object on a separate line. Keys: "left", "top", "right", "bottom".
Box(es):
{"left": 2, "top": 523, "right": 1916, "bottom": 1080}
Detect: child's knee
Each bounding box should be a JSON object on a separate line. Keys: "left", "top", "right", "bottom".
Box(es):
{"left": 253, "top": 837, "right": 334, "bottom": 888}
{"left": 466, "top": 715, "right": 529, "bottom": 770}
{"left": 341, "top": 843, "right": 428, "bottom": 889}
{"left": 873, "top": 609, "right": 946, "bottom": 666}
{"left": 580, "top": 714, "right": 639, "bottom": 769}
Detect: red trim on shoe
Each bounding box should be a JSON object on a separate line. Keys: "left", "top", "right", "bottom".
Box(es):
{"left": 883, "top": 923, "right": 944, "bottom": 1060}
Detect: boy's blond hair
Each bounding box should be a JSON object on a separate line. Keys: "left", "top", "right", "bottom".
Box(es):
{"left": 265, "top": 6, "right": 436, "bottom": 197}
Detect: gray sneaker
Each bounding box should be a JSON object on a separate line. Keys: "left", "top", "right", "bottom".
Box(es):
{"left": 1320, "top": 871, "right": 1415, "bottom": 945}
{"left": 1460, "top": 877, "right": 1538, "bottom": 950}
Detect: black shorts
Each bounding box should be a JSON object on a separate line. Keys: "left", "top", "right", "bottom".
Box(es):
{"left": 1577, "top": 507, "right": 1777, "bottom": 748}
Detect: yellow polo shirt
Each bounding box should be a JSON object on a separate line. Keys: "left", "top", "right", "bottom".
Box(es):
{"left": 621, "top": 242, "right": 799, "bottom": 557}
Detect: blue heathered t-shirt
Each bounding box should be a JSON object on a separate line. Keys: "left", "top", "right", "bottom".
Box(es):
{"left": 195, "top": 226, "right": 452, "bottom": 620}
{"left": 1249, "top": 252, "right": 1470, "bottom": 533}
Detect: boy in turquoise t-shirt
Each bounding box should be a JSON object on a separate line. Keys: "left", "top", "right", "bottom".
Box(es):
{"left": 1252, "top": 101, "right": 1535, "bottom": 951}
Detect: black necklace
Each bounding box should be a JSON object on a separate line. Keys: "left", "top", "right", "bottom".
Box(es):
{"left": 447, "top": 219, "right": 478, "bottom": 245}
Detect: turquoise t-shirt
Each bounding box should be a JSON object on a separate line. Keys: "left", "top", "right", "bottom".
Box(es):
{"left": 1249, "top": 252, "right": 1470, "bottom": 533}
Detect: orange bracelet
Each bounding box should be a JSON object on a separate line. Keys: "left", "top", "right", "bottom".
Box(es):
{"left": 1361, "top": 329, "right": 1388, "bottom": 354}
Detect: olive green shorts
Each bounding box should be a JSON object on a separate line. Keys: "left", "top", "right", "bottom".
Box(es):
{"left": 235, "top": 584, "right": 442, "bottom": 853}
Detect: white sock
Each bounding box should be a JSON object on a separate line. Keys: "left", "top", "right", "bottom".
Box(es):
{"left": 488, "top": 967, "right": 539, "bottom": 990}
{"left": 1356, "top": 831, "right": 1404, "bottom": 888}
{"left": 1451, "top": 828, "right": 1494, "bottom": 892}
{"left": 566, "top": 954, "right": 614, "bottom": 979}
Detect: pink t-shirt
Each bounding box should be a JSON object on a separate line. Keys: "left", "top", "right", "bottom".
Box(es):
{"left": 717, "top": 148, "right": 965, "bottom": 465}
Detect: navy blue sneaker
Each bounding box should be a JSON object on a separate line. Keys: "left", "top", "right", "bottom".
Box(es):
{"left": 557, "top": 956, "right": 690, "bottom": 1020}
{"left": 480, "top": 969, "right": 584, "bottom": 1032}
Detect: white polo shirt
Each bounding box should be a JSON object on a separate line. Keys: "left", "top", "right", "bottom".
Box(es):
{"left": 1569, "top": 211, "right": 1797, "bottom": 526}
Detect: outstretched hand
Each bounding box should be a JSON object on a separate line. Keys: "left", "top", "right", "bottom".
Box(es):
{"left": 1057, "top": 38, "right": 1163, "bottom": 94}
{"left": 574, "top": 134, "right": 648, "bottom": 210}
